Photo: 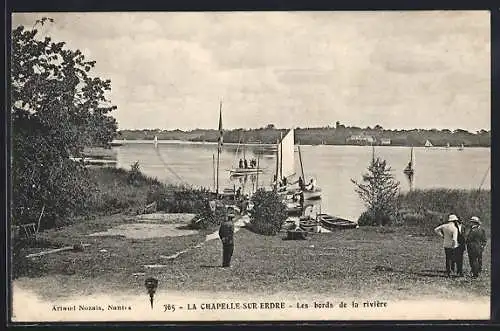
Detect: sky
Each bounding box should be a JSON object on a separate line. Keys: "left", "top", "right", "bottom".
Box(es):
{"left": 12, "top": 11, "right": 490, "bottom": 131}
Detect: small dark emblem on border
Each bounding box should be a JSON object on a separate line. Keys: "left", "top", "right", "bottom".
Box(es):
{"left": 144, "top": 277, "right": 159, "bottom": 309}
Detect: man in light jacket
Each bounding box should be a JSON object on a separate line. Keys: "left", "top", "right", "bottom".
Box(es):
{"left": 434, "top": 214, "right": 459, "bottom": 277}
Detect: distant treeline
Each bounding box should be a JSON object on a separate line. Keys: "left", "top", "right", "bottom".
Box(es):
{"left": 116, "top": 124, "right": 490, "bottom": 147}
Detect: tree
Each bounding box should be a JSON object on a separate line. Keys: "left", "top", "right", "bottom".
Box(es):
{"left": 351, "top": 157, "right": 400, "bottom": 226}
{"left": 11, "top": 18, "right": 118, "bottom": 226}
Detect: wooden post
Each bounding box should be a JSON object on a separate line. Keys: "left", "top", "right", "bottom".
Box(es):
{"left": 256, "top": 154, "right": 260, "bottom": 192}
{"left": 212, "top": 154, "right": 216, "bottom": 192}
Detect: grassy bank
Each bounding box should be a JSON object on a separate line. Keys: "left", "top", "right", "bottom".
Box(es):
{"left": 396, "top": 189, "right": 490, "bottom": 235}
{"left": 15, "top": 224, "right": 490, "bottom": 301}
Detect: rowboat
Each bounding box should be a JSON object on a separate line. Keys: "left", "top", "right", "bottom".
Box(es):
{"left": 299, "top": 218, "right": 321, "bottom": 233}
{"left": 286, "top": 201, "right": 302, "bottom": 216}
{"left": 317, "top": 213, "right": 358, "bottom": 230}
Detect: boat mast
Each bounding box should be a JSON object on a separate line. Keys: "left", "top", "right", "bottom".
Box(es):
{"left": 216, "top": 100, "right": 222, "bottom": 197}
{"left": 256, "top": 154, "right": 260, "bottom": 191}
{"left": 298, "top": 143, "right": 305, "bottom": 181}
{"left": 212, "top": 154, "right": 216, "bottom": 191}
{"left": 279, "top": 131, "right": 283, "bottom": 181}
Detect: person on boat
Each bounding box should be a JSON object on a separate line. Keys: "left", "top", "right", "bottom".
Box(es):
{"left": 282, "top": 177, "right": 288, "bottom": 187}
{"left": 466, "top": 216, "right": 487, "bottom": 278}
{"left": 239, "top": 159, "right": 244, "bottom": 168}
{"left": 219, "top": 213, "right": 235, "bottom": 268}
{"left": 306, "top": 178, "right": 316, "bottom": 191}
{"left": 235, "top": 187, "right": 242, "bottom": 199}
{"left": 298, "top": 176, "right": 304, "bottom": 190}
{"left": 244, "top": 159, "right": 248, "bottom": 169}
{"left": 434, "top": 214, "right": 460, "bottom": 277}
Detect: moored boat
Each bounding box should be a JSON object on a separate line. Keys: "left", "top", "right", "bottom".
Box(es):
{"left": 229, "top": 167, "right": 264, "bottom": 177}
{"left": 299, "top": 218, "right": 321, "bottom": 233}
{"left": 318, "top": 213, "right": 358, "bottom": 230}
{"left": 303, "top": 188, "right": 322, "bottom": 200}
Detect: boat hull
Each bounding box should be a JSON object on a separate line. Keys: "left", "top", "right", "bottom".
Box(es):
{"left": 229, "top": 168, "right": 264, "bottom": 177}
{"left": 318, "top": 213, "right": 358, "bottom": 230}
{"left": 303, "top": 189, "right": 322, "bottom": 200}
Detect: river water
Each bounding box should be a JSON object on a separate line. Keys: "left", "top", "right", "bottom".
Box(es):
{"left": 113, "top": 141, "right": 490, "bottom": 221}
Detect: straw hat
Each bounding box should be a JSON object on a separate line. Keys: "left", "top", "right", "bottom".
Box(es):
{"left": 470, "top": 216, "right": 481, "bottom": 224}
{"left": 448, "top": 214, "right": 459, "bottom": 222}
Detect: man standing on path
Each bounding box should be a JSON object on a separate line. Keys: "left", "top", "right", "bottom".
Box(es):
{"left": 219, "top": 214, "right": 235, "bottom": 268}
{"left": 466, "top": 216, "right": 487, "bottom": 278}
{"left": 434, "top": 214, "right": 459, "bottom": 277}
{"left": 452, "top": 217, "right": 466, "bottom": 277}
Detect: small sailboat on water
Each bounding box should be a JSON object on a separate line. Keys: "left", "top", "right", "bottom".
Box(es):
{"left": 424, "top": 140, "right": 433, "bottom": 148}
{"left": 403, "top": 146, "right": 415, "bottom": 176}
{"left": 153, "top": 135, "right": 158, "bottom": 148}
{"left": 228, "top": 138, "right": 264, "bottom": 177}
{"left": 458, "top": 143, "right": 464, "bottom": 151}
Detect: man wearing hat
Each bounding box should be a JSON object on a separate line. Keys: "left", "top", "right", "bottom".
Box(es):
{"left": 466, "top": 216, "right": 487, "bottom": 278}
{"left": 219, "top": 213, "right": 235, "bottom": 268}
{"left": 434, "top": 214, "right": 460, "bottom": 277}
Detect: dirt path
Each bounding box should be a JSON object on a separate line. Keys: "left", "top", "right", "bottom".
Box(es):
{"left": 143, "top": 216, "right": 249, "bottom": 268}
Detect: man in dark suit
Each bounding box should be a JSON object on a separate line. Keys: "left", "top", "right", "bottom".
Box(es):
{"left": 219, "top": 214, "right": 235, "bottom": 268}
{"left": 466, "top": 216, "right": 487, "bottom": 278}
{"left": 452, "top": 217, "right": 466, "bottom": 277}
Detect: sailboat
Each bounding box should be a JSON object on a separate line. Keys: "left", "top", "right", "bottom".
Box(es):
{"left": 458, "top": 143, "right": 464, "bottom": 151}
{"left": 153, "top": 135, "right": 158, "bottom": 148}
{"left": 228, "top": 138, "right": 264, "bottom": 177}
{"left": 275, "top": 129, "right": 296, "bottom": 183}
{"left": 273, "top": 129, "right": 321, "bottom": 200}
{"left": 403, "top": 147, "right": 415, "bottom": 176}
{"left": 424, "top": 140, "right": 433, "bottom": 148}
{"left": 446, "top": 142, "right": 450, "bottom": 149}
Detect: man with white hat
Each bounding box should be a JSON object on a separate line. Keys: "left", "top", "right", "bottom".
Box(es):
{"left": 466, "top": 216, "right": 487, "bottom": 278}
{"left": 434, "top": 214, "right": 460, "bottom": 277}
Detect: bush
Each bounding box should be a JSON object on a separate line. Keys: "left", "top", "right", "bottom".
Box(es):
{"left": 127, "top": 161, "right": 142, "bottom": 186}
{"left": 397, "top": 188, "right": 491, "bottom": 232}
{"left": 249, "top": 189, "right": 287, "bottom": 235}
{"left": 352, "top": 157, "right": 400, "bottom": 226}
{"left": 358, "top": 210, "right": 395, "bottom": 226}
{"left": 147, "top": 184, "right": 211, "bottom": 214}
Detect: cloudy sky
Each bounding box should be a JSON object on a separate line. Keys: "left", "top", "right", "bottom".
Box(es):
{"left": 12, "top": 11, "right": 490, "bottom": 131}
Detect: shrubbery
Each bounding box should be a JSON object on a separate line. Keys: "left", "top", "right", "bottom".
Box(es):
{"left": 352, "top": 157, "right": 400, "bottom": 226}
{"left": 397, "top": 188, "right": 491, "bottom": 232}
{"left": 249, "top": 189, "right": 287, "bottom": 235}
{"left": 146, "top": 184, "right": 211, "bottom": 214}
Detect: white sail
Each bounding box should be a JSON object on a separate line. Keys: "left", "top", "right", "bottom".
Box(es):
{"left": 153, "top": 135, "right": 158, "bottom": 147}
{"left": 424, "top": 140, "right": 433, "bottom": 147}
{"left": 277, "top": 129, "right": 295, "bottom": 180}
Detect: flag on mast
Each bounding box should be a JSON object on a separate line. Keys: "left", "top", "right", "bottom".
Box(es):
{"left": 218, "top": 100, "right": 223, "bottom": 153}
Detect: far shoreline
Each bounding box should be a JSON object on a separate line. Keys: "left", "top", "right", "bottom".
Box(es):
{"left": 110, "top": 139, "right": 491, "bottom": 149}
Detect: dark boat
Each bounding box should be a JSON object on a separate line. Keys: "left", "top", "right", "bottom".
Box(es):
{"left": 317, "top": 213, "right": 358, "bottom": 230}
{"left": 299, "top": 218, "right": 320, "bottom": 232}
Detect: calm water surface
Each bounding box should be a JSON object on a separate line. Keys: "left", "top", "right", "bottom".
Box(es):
{"left": 114, "top": 141, "right": 490, "bottom": 221}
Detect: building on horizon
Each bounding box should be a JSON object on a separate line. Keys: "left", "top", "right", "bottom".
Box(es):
{"left": 346, "top": 134, "right": 375, "bottom": 145}
{"left": 379, "top": 138, "right": 391, "bottom": 146}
